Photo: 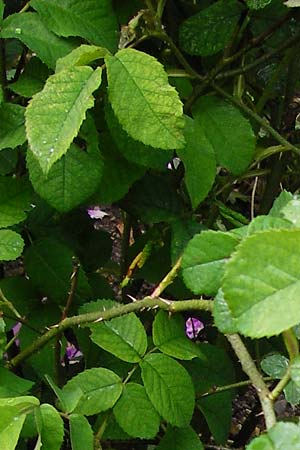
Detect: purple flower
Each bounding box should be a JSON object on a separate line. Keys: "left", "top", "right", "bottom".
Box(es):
{"left": 87, "top": 206, "right": 108, "bottom": 220}
{"left": 185, "top": 317, "right": 204, "bottom": 339}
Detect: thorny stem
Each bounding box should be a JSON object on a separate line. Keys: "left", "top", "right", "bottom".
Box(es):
{"left": 226, "top": 334, "right": 276, "bottom": 430}
{"left": 200, "top": 376, "right": 273, "bottom": 398}
{"left": 6, "top": 296, "right": 213, "bottom": 369}
{"left": 151, "top": 255, "right": 182, "bottom": 298}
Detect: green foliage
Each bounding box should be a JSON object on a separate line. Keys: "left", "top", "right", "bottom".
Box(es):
{"left": 246, "top": 422, "right": 300, "bottom": 449}
{"left": 0, "top": 103, "right": 26, "bottom": 150}
{"left": 156, "top": 426, "right": 204, "bottom": 450}
{"left": 2, "top": 1, "right": 300, "bottom": 448}
{"left": 192, "top": 96, "right": 256, "bottom": 175}
{"left": 182, "top": 230, "right": 240, "bottom": 296}
{"left": 222, "top": 229, "right": 300, "bottom": 338}
{"left": 1, "top": 12, "right": 75, "bottom": 69}
{"left": 179, "top": 0, "right": 244, "bottom": 56}
{"left": 26, "top": 66, "right": 102, "bottom": 173}
{"left": 31, "top": 0, "right": 118, "bottom": 52}
{"left": 140, "top": 353, "right": 195, "bottom": 427}
{"left": 153, "top": 311, "right": 200, "bottom": 360}
{"left": 113, "top": 383, "right": 160, "bottom": 438}
{"left": 69, "top": 414, "right": 94, "bottom": 450}
{"left": 106, "top": 48, "right": 185, "bottom": 149}
{"left": 61, "top": 367, "right": 123, "bottom": 415}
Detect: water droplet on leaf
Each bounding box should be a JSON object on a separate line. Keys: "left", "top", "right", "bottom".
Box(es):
{"left": 15, "top": 28, "right": 21, "bottom": 34}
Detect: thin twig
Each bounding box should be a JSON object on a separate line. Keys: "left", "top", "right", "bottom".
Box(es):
{"left": 226, "top": 333, "right": 276, "bottom": 430}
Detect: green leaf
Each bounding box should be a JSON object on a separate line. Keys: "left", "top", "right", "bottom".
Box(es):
{"left": 213, "top": 288, "right": 238, "bottom": 334}
{"left": 26, "top": 66, "right": 102, "bottom": 174}
{"left": 0, "top": 149, "right": 18, "bottom": 175}
{"left": 0, "top": 176, "right": 32, "bottom": 227}
{"left": 113, "top": 383, "right": 160, "bottom": 439}
{"left": 0, "top": 230, "right": 24, "bottom": 261}
{"left": 56, "top": 44, "right": 110, "bottom": 72}
{"left": 291, "top": 355, "right": 300, "bottom": 386}
{"left": 140, "top": 353, "right": 195, "bottom": 427}
{"left": 0, "top": 368, "right": 34, "bottom": 398}
{"left": 27, "top": 143, "right": 103, "bottom": 213}
{"left": 153, "top": 311, "right": 200, "bottom": 360}
{"left": 91, "top": 132, "right": 145, "bottom": 204}
{"left": 88, "top": 311, "right": 148, "bottom": 363}
{"left": 171, "top": 217, "right": 204, "bottom": 265}
{"left": 0, "top": 320, "right": 4, "bottom": 362}
{"left": 247, "top": 215, "right": 294, "bottom": 234}
{"left": 106, "top": 48, "right": 185, "bottom": 150}
{"left": 37, "top": 404, "right": 64, "bottom": 450}
{"left": 182, "top": 230, "right": 240, "bottom": 296}
{"left": 193, "top": 96, "right": 255, "bottom": 175}
{"left": 1, "top": 12, "right": 75, "bottom": 69}
{"left": 285, "top": 0, "right": 300, "bottom": 6}
{"left": 24, "top": 237, "right": 92, "bottom": 304}
{"left": 179, "top": 0, "right": 243, "bottom": 56}
{"left": 0, "top": 104, "right": 26, "bottom": 150}
{"left": 31, "top": 0, "right": 118, "bottom": 52}
{"left": 184, "top": 343, "right": 235, "bottom": 443}
{"left": 70, "top": 414, "right": 94, "bottom": 450}
{"left": 0, "top": 414, "right": 26, "bottom": 450}
{"left": 281, "top": 197, "right": 300, "bottom": 227}
{"left": 269, "top": 190, "right": 293, "bottom": 217}
{"left": 121, "top": 173, "right": 185, "bottom": 224}
{"left": 247, "top": 0, "right": 273, "bottom": 8}
{"left": 61, "top": 368, "right": 123, "bottom": 415}
{"left": 177, "top": 116, "right": 216, "bottom": 209}
{"left": 0, "top": 396, "right": 39, "bottom": 441}
{"left": 284, "top": 380, "right": 300, "bottom": 405}
{"left": 261, "top": 353, "right": 289, "bottom": 379}
{"left": 0, "top": 0, "right": 3, "bottom": 22}
{"left": 156, "top": 425, "right": 204, "bottom": 450}
{"left": 222, "top": 229, "right": 300, "bottom": 338}
{"left": 246, "top": 422, "right": 300, "bottom": 450}
{"left": 10, "top": 58, "right": 50, "bottom": 98}
{"left": 105, "top": 104, "right": 173, "bottom": 170}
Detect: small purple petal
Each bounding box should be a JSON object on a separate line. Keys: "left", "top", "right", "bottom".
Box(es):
{"left": 185, "top": 317, "right": 204, "bottom": 339}
{"left": 66, "top": 343, "right": 82, "bottom": 360}
{"left": 87, "top": 206, "right": 109, "bottom": 220}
